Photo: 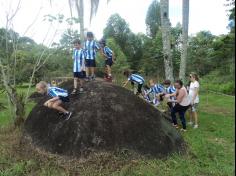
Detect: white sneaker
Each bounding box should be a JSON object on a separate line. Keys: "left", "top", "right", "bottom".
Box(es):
{"left": 193, "top": 124, "right": 198, "bottom": 128}
{"left": 188, "top": 122, "right": 193, "bottom": 125}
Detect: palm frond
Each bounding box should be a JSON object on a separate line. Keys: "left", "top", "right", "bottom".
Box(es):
{"left": 90, "top": 0, "right": 100, "bottom": 23}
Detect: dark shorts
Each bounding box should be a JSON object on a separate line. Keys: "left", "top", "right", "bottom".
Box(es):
{"left": 59, "top": 96, "right": 70, "bottom": 102}
{"left": 105, "top": 59, "right": 113, "bottom": 67}
{"left": 85, "top": 59, "right": 96, "bottom": 67}
{"left": 74, "top": 71, "right": 86, "bottom": 78}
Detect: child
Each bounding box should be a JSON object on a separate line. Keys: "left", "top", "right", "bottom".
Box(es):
{"left": 162, "top": 79, "right": 176, "bottom": 109}
{"left": 99, "top": 38, "right": 115, "bottom": 82}
{"left": 143, "top": 85, "right": 152, "bottom": 103}
{"left": 84, "top": 32, "right": 100, "bottom": 81}
{"left": 71, "top": 39, "right": 86, "bottom": 94}
{"left": 36, "top": 81, "right": 72, "bottom": 120}
{"left": 147, "top": 79, "right": 165, "bottom": 106}
{"left": 123, "top": 70, "right": 145, "bottom": 95}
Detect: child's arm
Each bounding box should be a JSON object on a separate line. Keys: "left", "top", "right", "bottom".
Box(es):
{"left": 122, "top": 80, "right": 129, "bottom": 87}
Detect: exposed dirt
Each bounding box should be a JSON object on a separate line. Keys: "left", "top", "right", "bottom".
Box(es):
{"left": 24, "top": 79, "right": 186, "bottom": 158}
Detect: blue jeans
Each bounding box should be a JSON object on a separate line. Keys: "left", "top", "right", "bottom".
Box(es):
{"left": 171, "top": 104, "right": 189, "bottom": 129}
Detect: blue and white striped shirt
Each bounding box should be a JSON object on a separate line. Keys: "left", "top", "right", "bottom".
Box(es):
{"left": 84, "top": 40, "right": 100, "bottom": 60}
{"left": 48, "top": 87, "right": 68, "bottom": 97}
{"left": 73, "top": 49, "right": 85, "bottom": 72}
{"left": 128, "top": 74, "right": 145, "bottom": 85}
{"left": 103, "top": 46, "right": 113, "bottom": 60}
{"left": 149, "top": 84, "right": 164, "bottom": 94}
{"left": 166, "top": 86, "right": 176, "bottom": 94}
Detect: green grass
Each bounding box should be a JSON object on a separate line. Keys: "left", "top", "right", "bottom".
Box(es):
{"left": 0, "top": 87, "right": 235, "bottom": 176}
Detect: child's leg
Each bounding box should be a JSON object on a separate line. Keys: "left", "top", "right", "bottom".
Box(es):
{"left": 91, "top": 67, "right": 95, "bottom": 77}
{"left": 74, "top": 77, "right": 78, "bottom": 90}
{"left": 51, "top": 100, "right": 68, "bottom": 113}
{"left": 137, "top": 84, "right": 142, "bottom": 94}
{"left": 86, "top": 67, "right": 90, "bottom": 78}
{"left": 79, "top": 78, "right": 84, "bottom": 91}
{"left": 107, "top": 65, "right": 112, "bottom": 77}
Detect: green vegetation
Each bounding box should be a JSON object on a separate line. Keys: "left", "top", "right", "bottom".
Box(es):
{"left": 0, "top": 89, "right": 234, "bottom": 175}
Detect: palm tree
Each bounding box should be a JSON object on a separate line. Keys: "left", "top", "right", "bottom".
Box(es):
{"left": 68, "top": 0, "right": 110, "bottom": 42}
{"left": 160, "top": 0, "right": 174, "bottom": 82}
{"left": 179, "top": 0, "right": 189, "bottom": 82}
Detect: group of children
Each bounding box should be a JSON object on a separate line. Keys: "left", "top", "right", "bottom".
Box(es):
{"left": 123, "top": 71, "right": 200, "bottom": 131}
{"left": 36, "top": 32, "right": 115, "bottom": 120}
{"left": 35, "top": 31, "right": 200, "bottom": 130}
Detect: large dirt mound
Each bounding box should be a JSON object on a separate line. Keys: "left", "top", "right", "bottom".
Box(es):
{"left": 24, "top": 79, "right": 186, "bottom": 158}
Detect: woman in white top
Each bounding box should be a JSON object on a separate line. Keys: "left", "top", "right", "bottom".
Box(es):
{"left": 166, "top": 80, "right": 190, "bottom": 131}
{"left": 188, "top": 73, "right": 200, "bottom": 128}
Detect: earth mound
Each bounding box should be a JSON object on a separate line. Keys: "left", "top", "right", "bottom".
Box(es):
{"left": 24, "top": 79, "right": 186, "bottom": 157}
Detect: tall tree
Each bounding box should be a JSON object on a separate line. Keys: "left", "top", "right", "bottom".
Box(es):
{"left": 145, "top": 0, "right": 161, "bottom": 38}
{"left": 160, "top": 0, "right": 174, "bottom": 82}
{"left": 68, "top": 0, "right": 110, "bottom": 42}
{"left": 179, "top": 0, "right": 189, "bottom": 82}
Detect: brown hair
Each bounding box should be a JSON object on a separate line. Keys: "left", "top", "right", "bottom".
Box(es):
{"left": 190, "top": 72, "right": 199, "bottom": 81}
{"left": 123, "top": 70, "right": 131, "bottom": 77}
{"left": 163, "top": 79, "right": 171, "bottom": 85}
{"left": 36, "top": 81, "right": 48, "bottom": 90}
{"left": 72, "top": 39, "right": 81, "bottom": 45}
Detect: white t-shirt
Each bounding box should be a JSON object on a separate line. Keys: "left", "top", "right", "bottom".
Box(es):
{"left": 189, "top": 81, "right": 200, "bottom": 104}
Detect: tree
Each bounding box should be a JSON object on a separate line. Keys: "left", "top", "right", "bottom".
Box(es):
{"left": 68, "top": 0, "right": 110, "bottom": 42}
{"left": 145, "top": 0, "right": 161, "bottom": 38}
{"left": 179, "top": 0, "right": 189, "bottom": 82}
{"left": 160, "top": 0, "right": 174, "bottom": 82}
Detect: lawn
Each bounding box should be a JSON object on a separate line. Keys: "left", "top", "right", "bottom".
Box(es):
{"left": 0, "top": 88, "right": 235, "bottom": 176}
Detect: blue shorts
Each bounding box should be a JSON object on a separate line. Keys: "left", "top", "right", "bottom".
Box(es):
{"left": 74, "top": 71, "right": 86, "bottom": 78}
{"left": 59, "top": 96, "right": 69, "bottom": 102}
{"left": 105, "top": 59, "right": 113, "bottom": 67}
{"left": 85, "top": 59, "right": 96, "bottom": 67}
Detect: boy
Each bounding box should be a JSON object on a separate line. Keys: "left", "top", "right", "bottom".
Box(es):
{"left": 36, "top": 81, "right": 72, "bottom": 120}
{"left": 71, "top": 39, "right": 86, "bottom": 94}
{"left": 123, "top": 70, "right": 145, "bottom": 95}
{"left": 162, "top": 79, "right": 176, "bottom": 109}
{"left": 147, "top": 79, "right": 165, "bottom": 106}
{"left": 99, "top": 38, "right": 115, "bottom": 82}
{"left": 84, "top": 32, "right": 100, "bottom": 81}
{"left": 143, "top": 85, "right": 152, "bottom": 103}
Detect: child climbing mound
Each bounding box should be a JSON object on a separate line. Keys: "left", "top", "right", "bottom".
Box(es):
{"left": 36, "top": 81, "right": 72, "bottom": 120}
{"left": 123, "top": 70, "right": 145, "bottom": 96}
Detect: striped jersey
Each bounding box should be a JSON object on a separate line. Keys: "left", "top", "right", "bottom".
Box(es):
{"left": 148, "top": 84, "right": 164, "bottom": 94}
{"left": 73, "top": 49, "right": 85, "bottom": 72}
{"left": 128, "top": 74, "right": 145, "bottom": 84}
{"left": 48, "top": 87, "right": 68, "bottom": 97}
{"left": 84, "top": 40, "right": 100, "bottom": 60}
{"left": 165, "top": 86, "right": 176, "bottom": 94}
{"left": 103, "top": 46, "right": 113, "bottom": 60}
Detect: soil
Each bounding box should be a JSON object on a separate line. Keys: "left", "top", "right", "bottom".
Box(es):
{"left": 24, "top": 79, "right": 186, "bottom": 158}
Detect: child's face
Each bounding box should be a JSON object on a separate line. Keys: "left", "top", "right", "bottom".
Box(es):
{"left": 149, "top": 80, "right": 155, "bottom": 86}
{"left": 36, "top": 85, "right": 46, "bottom": 94}
{"left": 164, "top": 84, "right": 170, "bottom": 88}
{"left": 74, "top": 43, "right": 81, "bottom": 49}
{"left": 87, "top": 36, "right": 93, "bottom": 41}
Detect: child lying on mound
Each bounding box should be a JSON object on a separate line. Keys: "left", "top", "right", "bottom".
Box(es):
{"left": 36, "top": 81, "right": 72, "bottom": 120}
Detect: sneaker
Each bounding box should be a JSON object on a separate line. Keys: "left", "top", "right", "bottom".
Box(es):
{"left": 71, "top": 89, "right": 77, "bottom": 95}
{"left": 193, "top": 124, "right": 198, "bottom": 129}
{"left": 188, "top": 121, "right": 193, "bottom": 125}
{"left": 65, "top": 112, "right": 72, "bottom": 121}
{"left": 91, "top": 75, "right": 96, "bottom": 80}
{"left": 79, "top": 87, "right": 84, "bottom": 93}
{"left": 59, "top": 112, "right": 64, "bottom": 117}
{"left": 172, "top": 123, "right": 179, "bottom": 128}
{"left": 85, "top": 77, "right": 90, "bottom": 82}
{"left": 180, "top": 128, "right": 187, "bottom": 132}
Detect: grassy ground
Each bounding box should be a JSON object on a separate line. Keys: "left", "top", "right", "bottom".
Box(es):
{"left": 0, "top": 87, "right": 235, "bottom": 176}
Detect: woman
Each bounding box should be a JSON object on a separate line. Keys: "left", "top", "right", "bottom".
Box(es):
{"left": 188, "top": 73, "right": 200, "bottom": 128}
{"left": 166, "top": 80, "right": 190, "bottom": 131}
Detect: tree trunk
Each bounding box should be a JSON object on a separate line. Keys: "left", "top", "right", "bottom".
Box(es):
{"left": 179, "top": 0, "right": 189, "bottom": 82}
{"left": 160, "top": 0, "right": 174, "bottom": 82}
{"left": 75, "top": 0, "right": 85, "bottom": 42}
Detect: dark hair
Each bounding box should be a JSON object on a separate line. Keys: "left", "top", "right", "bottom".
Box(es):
{"left": 99, "top": 38, "right": 106, "bottom": 45}
{"left": 190, "top": 72, "right": 199, "bottom": 81}
{"left": 163, "top": 79, "right": 171, "bottom": 85}
{"left": 123, "top": 70, "right": 131, "bottom": 77}
{"left": 144, "top": 85, "right": 150, "bottom": 89}
{"left": 72, "top": 39, "right": 81, "bottom": 45}
{"left": 87, "top": 32, "right": 94, "bottom": 38}
{"left": 175, "top": 79, "right": 183, "bottom": 87}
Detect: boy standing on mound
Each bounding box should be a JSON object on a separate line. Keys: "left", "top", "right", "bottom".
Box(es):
{"left": 99, "top": 38, "right": 115, "bottom": 82}
{"left": 84, "top": 32, "right": 100, "bottom": 81}
{"left": 71, "top": 39, "right": 86, "bottom": 94}
{"left": 36, "top": 81, "right": 72, "bottom": 120}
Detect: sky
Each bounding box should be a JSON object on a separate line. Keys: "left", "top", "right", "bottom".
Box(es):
{"left": 0, "top": 0, "right": 231, "bottom": 46}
